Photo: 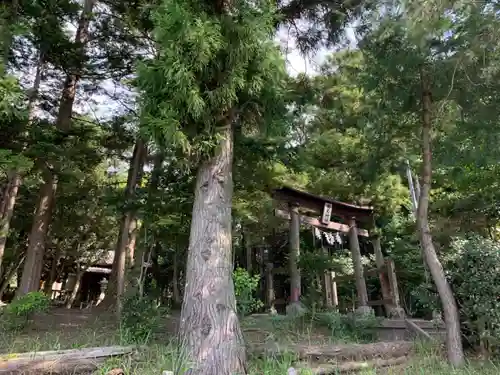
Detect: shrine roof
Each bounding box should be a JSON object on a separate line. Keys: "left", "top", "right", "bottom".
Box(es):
{"left": 272, "top": 186, "right": 373, "bottom": 220}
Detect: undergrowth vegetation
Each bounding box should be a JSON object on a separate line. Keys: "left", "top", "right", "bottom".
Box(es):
{"left": 0, "top": 292, "right": 50, "bottom": 332}
{"left": 0, "top": 309, "right": 499, "bottom": 375}
{"left": 120, "top": 295, "right": 167, "bottom": 344}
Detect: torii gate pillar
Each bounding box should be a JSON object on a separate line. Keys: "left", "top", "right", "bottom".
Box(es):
{"left": 288, "top": 203, "right": 301, "bottom": 303}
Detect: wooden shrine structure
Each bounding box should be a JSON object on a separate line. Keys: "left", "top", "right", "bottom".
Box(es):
{"left": 272, "top": 186, "right": 404, "bottom": 317}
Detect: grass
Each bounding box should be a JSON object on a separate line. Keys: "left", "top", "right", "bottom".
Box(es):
{"left": 0, "top": 309, "right": 498, "bottom": 375}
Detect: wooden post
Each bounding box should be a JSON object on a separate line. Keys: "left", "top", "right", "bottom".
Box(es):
{"left": 289, "top": 203, "right": 301, "bottom": 303}
{"left": 245, "top": 238, "right": 253, "bottom": 274}
{"left": 266, "top": 262, "right": 275, "bottom": 313}
{"left": 371, "top": 233, "right": 395, "bottom": 315}
{"left": 323, "top": 246, "right": 333, "bottom": 308}
{"left": 259, "top": 247, "right": 265, "bottom": 304}
{"left": 386, "top": 258, "right": 403, "bottom": 317}
{"left": 331, "top": 271, "right": 338, "bottom": 310}
{"left": 348, "top": 218, "right": 369, "bottom": 311}
{"left": 386, "top": 259, "right": 399, "bottom": 306}
{"left": 324, "top": 272, "right": 332, "bottom": 308}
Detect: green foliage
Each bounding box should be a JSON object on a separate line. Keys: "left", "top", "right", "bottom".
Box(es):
{"left": 447, "top": 235, "right": 500, "bottom": 354}
{"left": 0, "top": 292, "right": 50, "bottom": 332}
{"left": 233, "top": 267, "right": 263, "bottom": 317}
{"left": 138, "top": 0, "right": 287, "bottom": 161}
{"left": 311, "top": 310, "right": 381, "bottom": 342}
{"left": 0, "top": 75, "right": 27, "bottom": 120}
{"left": 120, "top": 295, "right": 167, "bottom": 344}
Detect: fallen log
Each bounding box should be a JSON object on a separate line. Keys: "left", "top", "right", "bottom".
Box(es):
{"left": 299, "top": 355, "right": 409, "bottom": 374}
{"left": 249, "top": 341, "right": 414, "bottom": 362}
{"left": 0, "top": 345, "right": 138, "bottom": 374}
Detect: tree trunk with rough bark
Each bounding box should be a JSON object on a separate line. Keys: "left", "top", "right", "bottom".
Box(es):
{"left": 17, "top": 172, "right": 58, "bottom": 296}
{"left": 17, "top": 0, "right": 95, "bottom": 298}
{"left": 418, "top": 68, "right": 464, "bottom": 367}
{"left": 0, "top": 53, "right": 44, "bottom": 274}
{"left": 0, "top": 173, "right": 21, "bottom": 275}
{"left": 102, "top": 138, "right": 147, "bottom": 313}
{"left": 178, "top": 125, "right": 246, "bottom": 375}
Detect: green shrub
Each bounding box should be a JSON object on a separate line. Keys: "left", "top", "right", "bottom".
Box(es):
{"left": 233, "top": 267, "right": 263, "bottom": 317}
{"left": 1, "top": 291, "right": 50, "bottom": 332}
{"left": 446, "top": 235, "right": 500, "bottom": 354}
{"left": 120, "top": 295, "right": 166, "bottom": 343}
{"left": 310, "top": 310, "right": 380, "bottom": 342}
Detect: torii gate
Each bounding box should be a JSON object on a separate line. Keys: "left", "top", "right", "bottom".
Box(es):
{"left": 272, "top": 186, "right": 400, "bottom": 316}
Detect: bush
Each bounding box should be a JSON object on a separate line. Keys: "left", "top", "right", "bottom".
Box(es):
{"left": 233, "top": 267, "right": 263, "bottom": 317}
{"left": 310, "top": 310, "right": 381, "bottom": 342}
{"left": 1, "top": 291, "right": 50, "bottom": 332}
{"left": 446, "top": 235, "right": 500, "bottom": 355}
{"left": 120, "top": 295, "right": 166, "bottom": 343}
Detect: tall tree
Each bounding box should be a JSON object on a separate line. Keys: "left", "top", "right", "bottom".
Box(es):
{"left": 17, "top": 0, "right": 96, "bottom": 296}
{"left": 138, "top": 0, "right": 288, "bottom": 372}
{"left": 418, "top": 67, "right": 463, "bottom": 366}
{"left": 102, "top": 137, "right": 147, "bottom": 313}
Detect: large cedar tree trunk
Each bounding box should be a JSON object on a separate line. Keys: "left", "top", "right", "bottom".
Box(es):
{"left": 178, "top": 125, "right": 246, "bottom": 375}
{"left": 101, "top": 138, "right": 147, "bottom": 312}
{"left": 418, "top": 68, "right": 464, "bottom": 367}
{"left": 17, "top": 172, "right": 58, "bottom": 295}
{"left": 17, "top": 0, "right": 95, "bottom": 298}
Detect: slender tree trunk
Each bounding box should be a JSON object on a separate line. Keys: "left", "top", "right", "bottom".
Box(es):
{"left": 124, "top": 219, "right": 141, "bottom": 294}
{"left": 102, "top": 138, "right": 147, "bottom": 312}
{"left": 151, "top": 242, "right": 162, "bottom": 291}
{"left": 0, "top": 255, "right": 24, "bottom": 300}
{"left": 0, "top": 53, "right": 44, "bottom": 274}
{"left": 124, "top": 152, "right": 163, "bottom": 297}
{"left": 66, "top": 269, "right": 84, "bottom": 309}
{"left": 418, "top": 68, "right": 464, "bottom": 367}
{"left": 0, "top": 173, "right": 21, "bottom": 275}
{"left": 17, "top": 0, "right": 95, "bottom": 298}
{"left": 244, "top": 232, "right": 252, "bottom": 274}
{"left": 172, "top": 250, "right": 181, "bottom": 306}
{"left": 43, "top": 251, "right": 60, "bottom": 296}
{"left": 126, "top": 218, "right": 139, "bottom": 267}
{"left": 178, "top": 124, "right": 246, "bottom": 375}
